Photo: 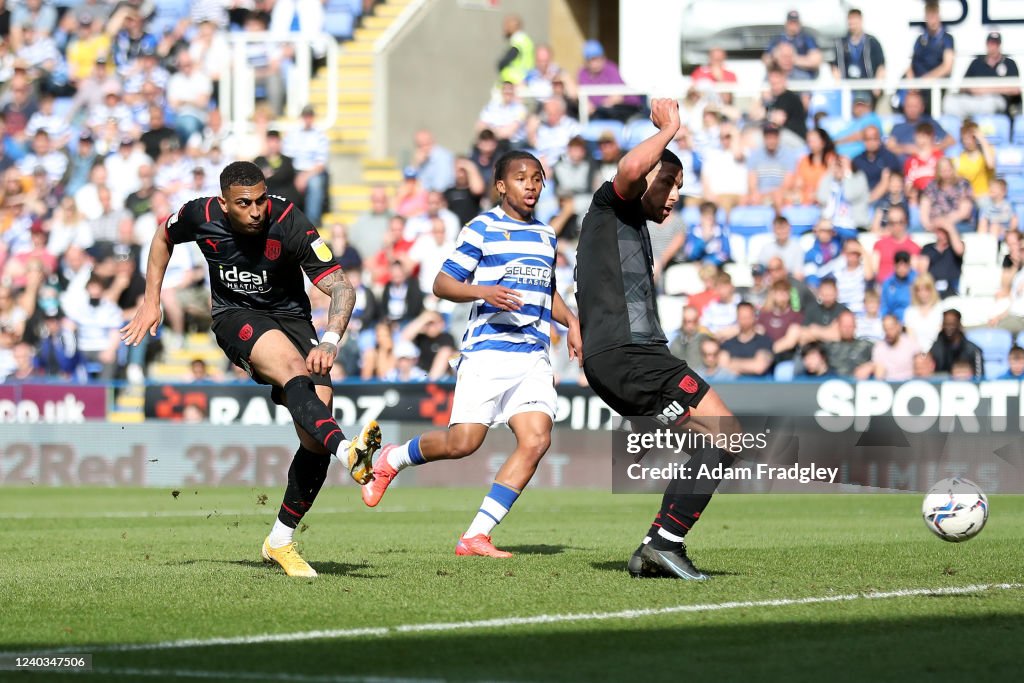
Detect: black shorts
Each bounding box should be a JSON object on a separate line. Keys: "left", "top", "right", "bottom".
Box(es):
{"left": 211, "top": 308, "right": 331, "bottom": 403}
{"left": 583, "top": 344, "right": 710, "bottom": 424}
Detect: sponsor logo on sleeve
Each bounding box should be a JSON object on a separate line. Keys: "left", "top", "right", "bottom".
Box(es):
{"left": 311, "top": 237, "right": 332, "bottom": 262}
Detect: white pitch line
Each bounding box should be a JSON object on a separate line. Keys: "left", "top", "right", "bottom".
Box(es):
{"left": 3, "top": 583, "right": 1018, "bottom": 658}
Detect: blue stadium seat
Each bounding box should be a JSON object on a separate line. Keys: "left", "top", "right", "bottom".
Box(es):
{"left": 939, "top": 114, "right": 962, "bottom": 139}
{"left": 580, "top": 119, "right": 624, "bottom": 143}
{"left": 908, "top": 204, "right": 924, "bottom": 232}
{"left": 1006, "top": 175, "right": 1024, "bottom": 203}
{"left": 1014, "top": 115, "right": 1024, "bottom": 144}
{"left": 782, "top": 205, "right": 821, "bottom": 235}
{"left": 879, "top": 114, "right": 904, "bottom": 138}
{"left": 328, "top": 0, "right": 363, "bottom": 17}
{"left": 817, "top": 115, "right": 846, "bottom": 139}
{"left": 966, "top": 328, "right": 1013, "bottom": 372}
{"left": 681, "top": 204, "right": 727, "bottom": 227}
{"left": 974, "top": 113, "right": 1012, "bottom": 146}
{"left": 774, "top": 360, "right": 795, "bottom": 382}
{"left": 324, "top": 11, "right": 355, "bottom": 39}
{"left": 944, "top": 143, "right": 962, "bottom": 159}
{"left": 808, "top": 90, "right": 843, "bottom": 118}
{"left": 1018, "top": 331, "right": 1024, "bottom": 347}
{"left": 621, "top": 119, "right": 659, "bottom": 149}
{"left": 728, "top": 206, "right": 775, "bottom": 237}
{"left": 996, "top": 145, "right": 1024, "bottom": 175}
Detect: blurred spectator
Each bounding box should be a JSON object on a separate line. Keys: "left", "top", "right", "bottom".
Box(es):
{"left": 526, "top": 96, "right": 580, "bottom": 167}
{"left": 89, "top": 185, "right": 132, "bottom": 247}
{"left": 668, "top": 304, "right": 710, "bottom": 369}
{"left": 68, "top": 58, "right": 120, "bottom": 125}
{"left": 887, "top": 91, "right": 954, "bottom": 157}
{"left": 0, "top": 324, "right": 17, "bottom": 380}
{"left": 17, "top": 129, "right": 67, "bottom": 185}
{"left": 577, "top": 40, "right": 643, "bottom": 123}
{"left": 833, "top": 94, "right": 881, "bottom": 160}
{"left": 720, "top": 301, "right": 773, "bottom": 377}
{"left": 855, "top": 289, "right": 884, "bottom": 341}
{"left": 254, "top": 129, "right": 301, "bottom": 207}
{"left": 873, "top": 205, "right": 920, "bottom": 282}
{"left": 400, "top": 310, "right": 456, "bottom": 380}
{"left": 445, "top": 157, "right": 486, "bottom": 227}
{"left": 328, "top": 223, "right": 362, "bottom": 273}
{"left": 757, "top": 215, "right": 804, "bottom": 277}
{"left": 5, "top": 220, "right": 56, "bottom": 284}
{"left": 699, "top": 337, "right": 737, "bottom": 380}
{"left": 999, "top": 346, "right": 1024, "bottom": 379}
{"left": 792, "top": 127, "right": 835, "bottom": 206}
{"left": 1, "top": 71, "right": 38, "bottom": 144}
{"left": 880, "top": 250, "right": 915, "bottom": 321}
{"left": 920, "top": 159, "right": 973, "bottom": 237}
{"left": 26, "top": 92, "right": 70, "bottom": 147}
{"left": 383, "top": 340, "right": 429, "bottom": 382}
{"left": 86, "top": 83, "right": 133, "bottom": 144}
{"left": 854, "top": 125, "right": 902, "bottom": 206}
{"left": 0, "top": 283, "right": 29, "bottom": 338}
{"left": 124, "top": 164, "right": 157, "bottom": 218}
{"left": 684, "top": 263, "right": 721, "bottom": 314}
{"left": 241, "top": 12, "right": 285, "bottom": 116}
{"left": 349, "top": 186, "right": 391, "bottom": 264}
{"left": 477, "top": 81, "right": 528, "bottom": 147}
{"left": 63, "top": 132, "right": 97, "bottom": 197}
{"left": 758, "top": 279, "right": 803, "bottom": 360}
{"left": 371, "top": 216, "right": 414, "bottom": 287}
{"left": 804, "top": 220, "right": 843, "bottom": 288}
{"left": 381, "top": 260, "right": 424, "bottom": 326}
{"left": 745, "top": 123, "right": 796, "bottom": 211}
{"left": 497, "top": 14, "right": 534, "bottom": 86}
{"left": 832, "top": 8, "right": 886, "bottom": 106}
{"left": 950, "top": 359, "right": 976, "bottom": 381}
{"left": 943, "top": 31, "right": 1020, "bottom": 118}
{"left": 691, "top": 47, "right": 737, "bottom": 106}
{"left": 903, "top": 0, "right": 955, "bottom": 100}
{"left": 66, "top": 14, "right": 110, "bottom": 84}
{"left": 871, "top": 314, "right": 920, "bottom": 380}
{"left": 405, "top": 191, "right": 459, "bottom": 242}
{"left": 978, "top": 178, "right": 1017, "bottom": 238}
{"left": 903, "top": 123, "right": 944, "bottom": 202}
{"left": 15, "top": 22, "right": 64, "bottom": 95}
{"left": 110, "top": 5, "right": 159, "bottom": 79}
{"left": 955, "top": 122, "right": 995, "bottom": 202}
{"left": 61, "top": 274, "right": 122, "bottom": 380}
{"left": 999, "top": 229, "right": 1023, "bottom": 296}
{"left": 34, "top": 311, "right": 83, "bottom": 380}
{"left": 524, "top": 43, "right": 570, "bottom": 101}
{"left": 105, "top": 137, "right": 150, "bottom": 197}
{"left": 920, "top": 225, "right": 964, "bottom": 298}
{"left": 166, "top": 49, "right": 212, "bottom": 143}
{"left": 138, "top": 223, "right": 206, "bottom": 348}
{"left": 700, "top": 271, "right": 740, "bottom": 340}
{"left": 125, "top": 46, "right": 170, "bottom": 96}
{"left": 679, "top": 82, "right": 710, "bottom": 132}
{"left": 800, "top": 278, "right": 848, "bottom": 344}
{"left": 799, "top": 342, "right": 835, "bottom": 378}
{"left": 405, "top": 217, "right": 454, "bottom": 295}
{"left": 992, "top": 248, "right": 1024, "bottom": 332}
{"left": 363, "top": 320, "right": 396, "bottom": 380}
{"left": 700, "top": 123, "right": 747, "bottom": 212}
{"left": 650, "top": 209, "right": 687, "bottom": 282}
{"left": 269, "top": 0, "right": 329, "bottom": 66}
{"left": 870, "top": 170, "right": 909, "bottom": 234}
{"left": 56, "top": 243, "right": 92, "bottom": 294}
{"left": 683, "top": 201, "right": 731, "bottom": 266}
{"left": 593, "top": 130, "right": 624, "bottom": 186}
{"left": 930, "top": 309, "right": 983, "bottom": 378}
{"left": 830, "top": 239, "right": 874, "bottom": 315}
{"left": 10, "top": 0, "right": 58, "bottom": 47}
{"left": 817, "top": 155, "right": 868, "bottom": 236}
{"left": 284, "top": 105, "right": 328, "bottom": 226}
{"left": 188, "top": 19, "right": 229, "bottom": 93}
{"left": 765, "top": 10, "right": 821, "bottom": 80}
{"left": 48, "top": 195, "right": 93, "bottom": 254}
{"left": 470, "top": 128, "right": 500, "bottom": 190}
{"left": 412, "top": 129, "right": 455, "bottom": 193}
{"left": 823, "top": 310, "right": 874, "bottom": 379}
{"left": 913, "top": 351, "right": 939, "bottom": 378}
{"left": 753, "top": 64, "right": 806, "bottom": 141}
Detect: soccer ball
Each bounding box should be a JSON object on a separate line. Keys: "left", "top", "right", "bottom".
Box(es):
{"left": 922, "top": 477, "right": 989, "bottom": 543}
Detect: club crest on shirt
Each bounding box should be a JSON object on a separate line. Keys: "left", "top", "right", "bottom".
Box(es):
{"left": 265, "top": 238, "right": 282, "bottom": 260}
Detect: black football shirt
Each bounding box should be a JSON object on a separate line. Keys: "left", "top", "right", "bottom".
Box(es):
{"left": 164, "top": 195, "right": 339, "bottom": 319}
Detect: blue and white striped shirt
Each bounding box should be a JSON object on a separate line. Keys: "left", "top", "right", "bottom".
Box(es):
{"left": 441, "top": 208, "right": 556, "bottom": 355}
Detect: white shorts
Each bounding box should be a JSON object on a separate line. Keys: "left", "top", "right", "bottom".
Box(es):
{"left": 449, "top": 350, "right": 557, "bottom": 427}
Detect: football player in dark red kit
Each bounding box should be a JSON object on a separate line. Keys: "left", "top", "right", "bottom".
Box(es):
{"left": 122, "top": 161, "right": 381, "bottom": 578}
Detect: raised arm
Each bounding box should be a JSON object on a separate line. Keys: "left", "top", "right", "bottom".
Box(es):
{"left": 120, "top": 222, "right": 174, "bottom": 346}
{"left": 613, "top": 98, "right": 680, "bottom": 200}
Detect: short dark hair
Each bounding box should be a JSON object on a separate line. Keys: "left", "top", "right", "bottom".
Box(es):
{"left": 848, "top": 8, "right": 862, "bottom": 18}
{"left": 737, "top": 301, "right": 755, "bottom": 314}
{"left": 944, "top": 308, "right": 962, "bottom": 323}
{"left": 494, "top": 150, "right": 544, "bottom": 187}
{"left": 699, "top": 200, "right": 717, "bottom": 215}
{"left": 1009, "top": 345, "right": 1024, "bottom": 359}
{"left": 660, "top": 149, "right": 682, "bottom": 169}
{"left": 219, "top": 161, "right": 265, "bottom": 194}
{"left": 915, "top": 122, "right": 935, "bottom": 137}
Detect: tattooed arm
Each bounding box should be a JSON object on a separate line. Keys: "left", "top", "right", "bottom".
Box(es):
{"left": 306, "top": 268, "right": 357, "bottom": 375}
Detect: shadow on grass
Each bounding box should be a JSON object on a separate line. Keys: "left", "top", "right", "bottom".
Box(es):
{"left": 589, "top": 559, "right": 741, "bottom": 578}
{"left": 501, "top": 544, "right": 576, "bottom": 556}
{"left": 172, "top": 558, "right": 386, "bottom": 578}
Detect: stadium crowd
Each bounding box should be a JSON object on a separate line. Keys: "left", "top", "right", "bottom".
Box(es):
{"left": 1, "top": 1, "right": 1024, "bottom": 387}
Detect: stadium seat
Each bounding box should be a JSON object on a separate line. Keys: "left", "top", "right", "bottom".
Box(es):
{"left": 1006, "top": 176, "right": 1024, "bottom": 204}
{"left": 857, "top": 232, "right": 879, "bottom": 254}
{"left": 974, "top": 113, "right": 1012, "bottom": 146}
{"left": 621, "top": 119, "right": 659, "bottom": 149}
{"left": 727, "top": 206, "right": 775, "bottom": 237}
{"left": 747, "top": 233, "right": 775, "bottom": 264}
{"left": 817, "top": 116, "right": 846, "bottom": 139}
{"left": 728, "top": 234, "right": 747, "bottom": 265}
{"left": 329, "top": 0, "right": 364, "bottom": 15}
{"left": 580, "top": 119, "right": 625, "bottom": 144}
{"left": 798, "top": 233, "right": 815, "bottom": 252}
{"left": 911, "top": 232, "right": 936, "bottom": 248}
{"left": 782, "top": 204, "right": 821, "bottom": 235}
{"left": 942, "top": 296, "right": 995, "bottom": 328}
{"left": 962, "top": 233, "right": 998, "bottom": 265}
{"left": 657, "top": 295, "right": 687, "bottom": 332}
{"left": 961, "top": 264, "right": 1000, "bottom": 297}
{"left": 878, "top": 114, "right": 904, "bottom": 138}
{"left": 939, "top": 114, "right": 962, "bottom": 140}
{"left": 908, "top": 204, "right": 925, "bottom": 232}
{"left": 944, "top": 143, "right": 962, "bottom": 159}
{"left": 1014, "top": 115, "right": 1024, "bottom": 144}
{"left": 996, "top": 146, "right": 1024, "bottom": 175}
{"left": 724, "top": 262, "right": 753, "bottom": 288}
{"left": 681, "top": 204, "right": 727, "bottom": 227}
{"left": 773, "top": 360, "right": 795, "bottom": 381}
{"left": 324, "top": 11, "right": 355, "bottom": 39}
{"left": 663, "top": 263, "right": 704, "bottom": 296}
{"left": 965, "top": 328, "right": 1013, "bottom": 370}
{"left": 1018, "top": 331, "right": 1024, "bottom": 347}
{"left": 808, "top": 90, "right": 843, "bottom": 118}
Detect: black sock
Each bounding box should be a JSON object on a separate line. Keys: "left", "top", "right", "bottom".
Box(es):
{"left": 277, "top": 446, "right": 331, "bottom": 527}
{"left": 648, "top": 448, "right": 732, "bottom": 547}
{"left": 282, "top": 376, "right": 345, "bottom": 454}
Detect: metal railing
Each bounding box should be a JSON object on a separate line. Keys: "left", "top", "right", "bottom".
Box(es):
{"left": 576, "top": 76, "right": 1024, "bottom": 125}
{"left": 220, "top": 32, "right": 339, "bottom": 134}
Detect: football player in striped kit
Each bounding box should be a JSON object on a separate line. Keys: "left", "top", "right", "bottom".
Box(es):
{"left": 361, "top": 151, "right": 583, "bottom": 558}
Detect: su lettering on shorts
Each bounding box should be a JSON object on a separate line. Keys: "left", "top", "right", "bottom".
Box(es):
{"left": 655, "top": 400, "right": 689, "bottom": 426}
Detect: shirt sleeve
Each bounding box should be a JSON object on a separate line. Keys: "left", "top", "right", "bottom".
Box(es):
{"left": 440, "top": 221, "right": 486, "bottom": 282}
{"left": 287, "top": 207, "right": 341, "bottom": 286}
{"left": 871, "top": 37, "right": 885, "bottom": 67}
{"left": 164, "top": 197, "right": 208, "bottom": 244}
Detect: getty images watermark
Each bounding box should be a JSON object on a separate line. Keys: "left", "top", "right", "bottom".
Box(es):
{"left": 610, "top": 415, "right": 1024, "bottom": 494}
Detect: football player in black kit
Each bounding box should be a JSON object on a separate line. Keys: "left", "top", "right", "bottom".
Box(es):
{"left": 576, "top": 99, "right": 739, "bottom": 580}
{"left": 122, "top": 161, "right": 382, "bottom": 578}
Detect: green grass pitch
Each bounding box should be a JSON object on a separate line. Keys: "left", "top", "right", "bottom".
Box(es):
{"left": 1, "top": 487, "right": 1022, "bottom": 682}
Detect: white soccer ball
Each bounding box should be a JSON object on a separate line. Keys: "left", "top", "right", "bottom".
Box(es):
{"left": 922, "top": 477, "right": 989, "bottom": 543}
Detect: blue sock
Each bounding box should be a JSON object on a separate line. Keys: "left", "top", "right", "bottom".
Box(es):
{"left": 465, "top": 482, "right": 521, "bottom": 538}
